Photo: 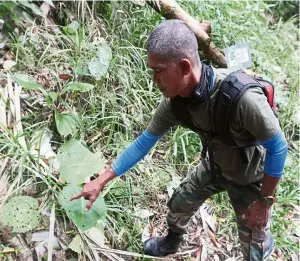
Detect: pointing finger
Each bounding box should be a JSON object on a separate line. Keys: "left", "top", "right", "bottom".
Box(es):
{"left": 85, "top": 197, "right": 96, "bottom": 212}
{"left": 70, "top": 192, "right": 84, "bottom": 201}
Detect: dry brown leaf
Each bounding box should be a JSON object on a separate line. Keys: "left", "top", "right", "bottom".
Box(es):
{"left": 1, "top": 247, "right": 15, "bottom": 254}
{"left": 213, "top": 254, "right": 220, "bottom": 261}
{"left": 3, "top": 60, "right": 16, "bottom": 70}
{"left": 59, "top": 74, "right": 73, "bottom": 80}
{"left": 23, "top": 184, "right": 38, "bottom": 196}
{"left": 195, "top": 226, "right": 202, "bottom": 238}
{"left": 273, "top": 248, "right": 284, "bottom": 259}
{"left": 0, "top": 78, "right": 7, "bottom": 85}
{"left": 207, "top": 230, "right": 218, "bottom": 248}
{"left": 40, "top": 2, "right": 51, "bottom": 16}
{"left": 4, "top": 51, "right": 15, "bottom": 60}
{"left": 226, "top": 243, "right": 233, "bottom": 252}
{"left": 36, "top": 75, "right": 51, "bottom": 88}
{"left": 10, "top": 235, "right": 34, "bottom": 261}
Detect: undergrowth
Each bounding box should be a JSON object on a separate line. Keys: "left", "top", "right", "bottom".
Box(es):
{"left": 0, "top": 0, "right": 299, "bottom": 260}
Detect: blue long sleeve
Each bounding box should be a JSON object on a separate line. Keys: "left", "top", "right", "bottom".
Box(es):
{"left": 259, "top": 131, "right": 288, "bottom": 177}
{"left": 111, "top": 130, "right": 163, "bottom": 176}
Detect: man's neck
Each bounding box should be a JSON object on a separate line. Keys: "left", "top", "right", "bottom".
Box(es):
{"left": 179, "top": 63, "right": 202, "bottom": 97}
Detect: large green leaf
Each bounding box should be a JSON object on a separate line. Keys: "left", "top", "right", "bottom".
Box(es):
{"left": 88, "top": 41, "right": 112, "bottom": 80}
{"left": 58, "top": 184, "right": 107, "bottom": 230}
{"left": 57, "top": 139, "right": 105, "bottom": 185}
{"left": 17, "top": 0, "right": 44, "bottom": 17}
{"left": 0, "top": 196, "right": 40, "bottom": 233}
{"left": 63, "top": 21, "right": 80, "bottom": 35}
{"left": 12, "top": 74, "right": 45, "bottom": 93}
{"left": 62, "top": 82, "right": 94, "bottom": 93}
{"left": 55, "top": 111, "right": 77, "bottom": 137}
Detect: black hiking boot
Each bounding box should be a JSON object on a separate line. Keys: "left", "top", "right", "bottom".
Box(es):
{"left": 144, "top": 230, "right": 183, "bottom": 257}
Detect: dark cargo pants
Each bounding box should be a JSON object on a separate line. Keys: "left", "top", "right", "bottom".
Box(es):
{"left": 167, "top": 159, "right": 274, "bottom": 261}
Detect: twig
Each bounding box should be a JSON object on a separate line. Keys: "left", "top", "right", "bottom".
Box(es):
{"left": 0, "top": 158, "right": 10, "bottom": 207}
{"left": 0, "top": 82, "right": 8, "bottom": 129}
{"left": 7, "top": 74, "right": 15, "bottom": 124}
{"left": 0, "top": 158, "right": 9, "bottom": 176}
{"left": 14, "top": 82, "right": 27, "bottom": 150}
{"left": 47, "top": 201, "right": 56, "bottom": 261}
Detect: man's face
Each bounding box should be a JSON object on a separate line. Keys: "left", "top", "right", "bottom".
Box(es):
{"left": 147, "top": 53, "right": 185, "bottom": 98}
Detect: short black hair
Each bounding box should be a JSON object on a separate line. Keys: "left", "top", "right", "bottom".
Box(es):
{"left": 147, "top": 19, "right": 199, "bottom": 64}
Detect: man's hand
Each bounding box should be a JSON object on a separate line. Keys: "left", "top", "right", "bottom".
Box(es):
{"left": 70, "top": 167, "right": 117, "bottom": 212}
{"left": 243, "top": 200, "right": 271, "bottom": 229}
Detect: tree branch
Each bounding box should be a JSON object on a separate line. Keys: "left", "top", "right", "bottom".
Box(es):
{"left": 146, "top": 0, "right": 227, "bottom": 68}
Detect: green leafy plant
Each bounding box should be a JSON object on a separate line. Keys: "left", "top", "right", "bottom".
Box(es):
{"left": 12, "top": 74, "right": 46, "bottom": 93}
{"left": 58, "top": 184, "right": 107, "bottom": 230}
{"left": 54, "top": 111, "right": 78, "bottom": 137}
{"left": 0, "top": 0, "right": 46, "bottom": 38}
{"left": 57, "top": 139, "right": 106, "bottom": 184}
{"left": 0, "top": 196, "right": 41, "bottom": 233}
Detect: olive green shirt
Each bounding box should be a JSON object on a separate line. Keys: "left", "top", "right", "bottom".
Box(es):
{"left": 146, "top": 67, "right": 281, "bottom": 185}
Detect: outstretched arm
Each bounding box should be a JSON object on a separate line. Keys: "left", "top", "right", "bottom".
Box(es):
{"left": 70, "top": 130, "right": 163, "bottom": 211}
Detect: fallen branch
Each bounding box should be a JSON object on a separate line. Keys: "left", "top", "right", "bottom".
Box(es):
{"left": 0, "top": 82, "right": 8, "bottom": 129}
{"left": 47, "top": 201, "right": 56, "bottom": 261}
{"left": 146, "top": 0, "right": 227, "bottom": 67}
{"left": 0, "top": 158, "right": 11, "bottom": 207}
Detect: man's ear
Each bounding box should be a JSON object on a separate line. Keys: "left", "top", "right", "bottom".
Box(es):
{"left": 179, "top": 59, "right": 192, "bottom": 75}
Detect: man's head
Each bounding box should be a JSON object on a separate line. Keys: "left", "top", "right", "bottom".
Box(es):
{"left": 147, "top": 19, "right": 201, "bottom": 98}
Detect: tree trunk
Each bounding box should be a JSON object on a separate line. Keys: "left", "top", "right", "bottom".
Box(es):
{"left": 146, "top": 0, "right": 227, "bottom": 68}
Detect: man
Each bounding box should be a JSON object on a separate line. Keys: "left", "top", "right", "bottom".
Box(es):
{"left": 71, "top": 20, "right": 288, "bottom": 260}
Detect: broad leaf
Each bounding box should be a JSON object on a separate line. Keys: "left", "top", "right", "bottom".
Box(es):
{"left": 57, "top": 139, "right": 105, "bottom": 185}
{"left": 55, "top": 111, "right": 77, "bottom": 137}
{"left": 12, "top": 74, "right": 43, "bottom": 91}
{"left": 58, "top": 184, "right": 107, "bottom": 230}
{"left": 46, "top": 91, "right": 59, "bottom": 105}
{"left": 62, "top": 82, "right": 94, "bottom": 93}
{"left": 88, "top": 41, "right": 112, "bottom": 80}
{"left": 63, "top": 21, "right": 80, "bottom": 35}
{"left": 0, "top": 196, "right": 40, "bottom": 233}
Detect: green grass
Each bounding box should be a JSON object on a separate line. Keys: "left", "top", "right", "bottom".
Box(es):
{"left": 0, "top": 0, "right": 299, "bottom": 260}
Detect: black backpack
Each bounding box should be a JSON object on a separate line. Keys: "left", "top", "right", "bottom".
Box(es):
{"left": 170, "top": 70, "right": 278, "bottom": 161}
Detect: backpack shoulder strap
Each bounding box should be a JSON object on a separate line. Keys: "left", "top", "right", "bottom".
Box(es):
{"left": 170, "top": 96, "right": 199, "bottom": 132}
{"left": 212, "top": 71, "right": 262, "bottom": 139}
{"left": 171, "top": 96, "right": 208, "bottom": 158}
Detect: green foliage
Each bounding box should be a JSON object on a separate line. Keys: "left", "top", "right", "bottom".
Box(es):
{"left": 12, "top": 74, "right": 45, "bottom": 93}
{"left": 0, "top": 196, "right": 40, "bottom": 233}
{"left": 46, "top": 91, "right": 59, "bottom": 105}
{"left": 1, "top": 0, "right": 298, "bottom": 258}
{"left": 268, "top": 0, "right": 299, "bottom": 22}
{"left": 58, "top": 184, "right": 107, "bottom": 230}
{"left": 54, "top": 111, "right": 78, "bottom": 137}
{"left": 63, "top": 21, "right": 80, "bottom": 35}
{"left": 57, "top": 139, "right": 106, "bottom": 185}
{"left": 62, "top": 82, "right": 95, "bottom": 93}
{"left": 87, "top": 41, "right": 112, "bottom": 80}
{"left": 0, "top": 1, "right": 44, "bottom": 36}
